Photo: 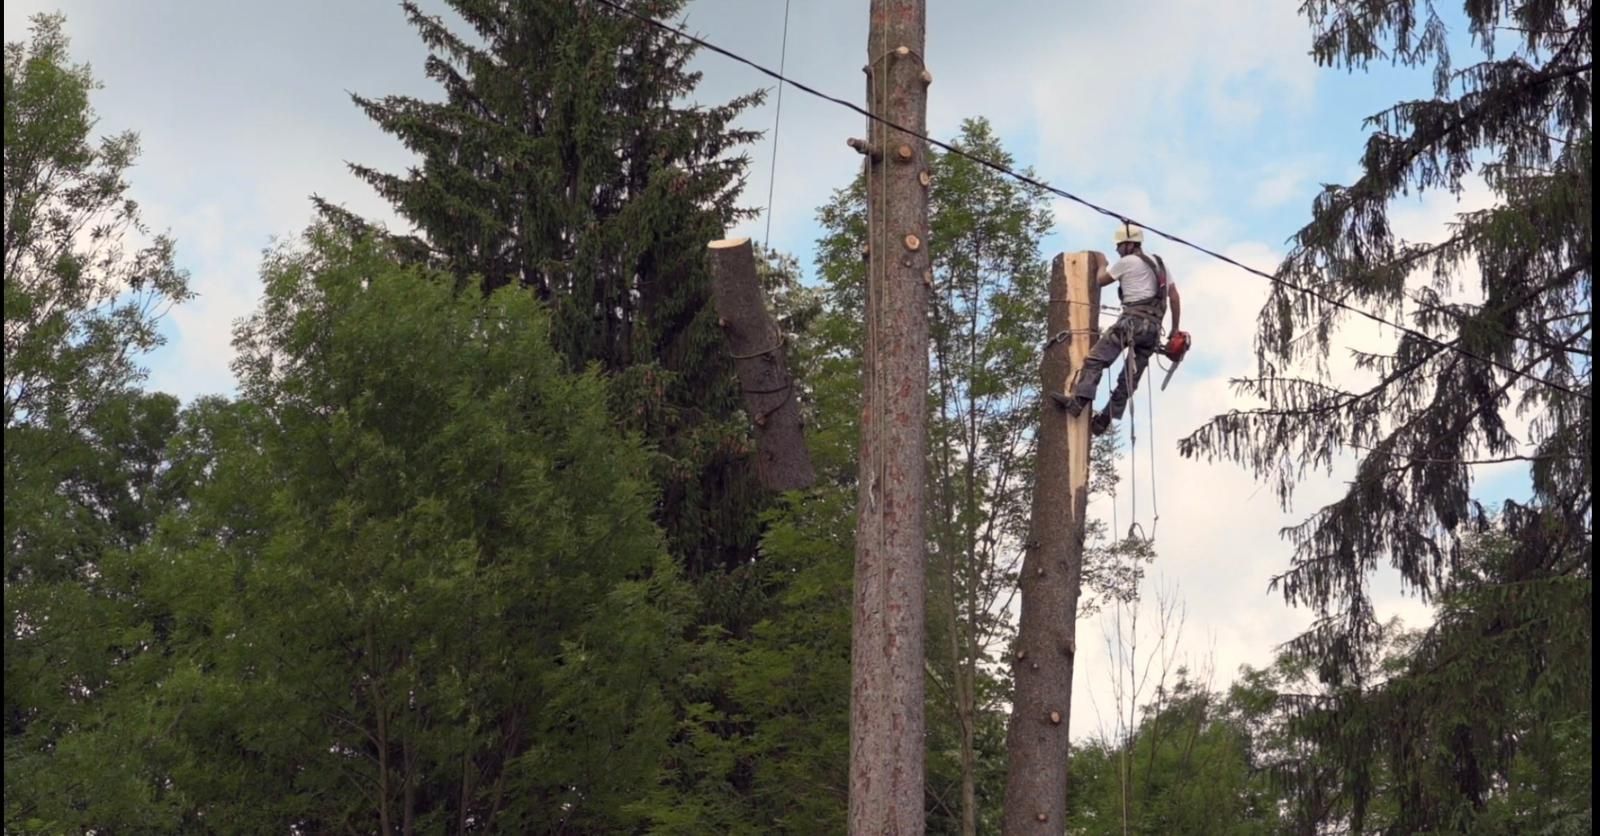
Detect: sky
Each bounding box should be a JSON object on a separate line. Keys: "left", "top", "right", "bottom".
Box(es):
{"left": 6, "top": 0, "right": 1528, "bottom": 741}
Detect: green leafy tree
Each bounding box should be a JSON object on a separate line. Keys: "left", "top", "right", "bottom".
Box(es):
{"left": 636, "top": 244, "right": 846, "bottom": 834}
{"left": 3, "top": 13, "right": 189, "bottom": 431}
{"left": 1067, "top": 583, "right": 1286, "bottom": 835}
{"left": 1066, "top": 669, "right": 1286, "bottom": 835}
{"left": 922, "top": 121, "right": 1150, "bottom": 835}
{"left": 662, "top": 120, "right": 1151, "bottom": 834}
{"left": 325, "top": 0, "right": 767, "bottom": 580}
{"left": 3, "top": 14, "right": 190, "bottom": 830}
{"left": 921, "top": 118, "right": 1054, "bottom": 836}
{"left": 40, "top": 228, "right": 692, "bottom": 833}
{"left": 1180, "top": 2, "right": 1590, "bottom": 830}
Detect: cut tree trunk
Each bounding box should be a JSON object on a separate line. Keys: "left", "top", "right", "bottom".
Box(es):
{"left": 851, "top": 1, "right": 931, "bottom": 834}
{"left": 707, "top": 237, "right": 815, "bottom": 492}
{"left": 1002, "top": 251, "right": 1104, "bottom": 834}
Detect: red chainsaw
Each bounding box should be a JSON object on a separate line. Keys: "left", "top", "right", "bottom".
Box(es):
{"left": 1158, "top": 331, "right": 1192, "bottom": 391}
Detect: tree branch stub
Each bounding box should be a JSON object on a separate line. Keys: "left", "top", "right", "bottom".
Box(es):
{"left": 847, "top": 137, "right": 883, "bottom": 161}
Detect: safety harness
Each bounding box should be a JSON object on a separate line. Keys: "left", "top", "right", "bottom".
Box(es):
{"left": 1115, "top": 252, "right": 1168, "bottom": 324}
{"left": 1119, "top": 251, "right": 1193, "bottom": 385}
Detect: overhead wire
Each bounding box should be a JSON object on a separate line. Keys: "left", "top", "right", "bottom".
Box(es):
{"left": 585, "top": 0, "right": 1589, "bottom": 401}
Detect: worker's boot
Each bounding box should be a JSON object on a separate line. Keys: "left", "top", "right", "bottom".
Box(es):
{"left": 1048, "top": 391, "right": 1088, "bottom": 417}
{"left": 1091, "top": 410, "right": 1112, "bottom": 436}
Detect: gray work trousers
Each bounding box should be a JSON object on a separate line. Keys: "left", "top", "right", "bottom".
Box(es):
{"left": 1071, "top": 307, "right": 1163, "bottom": 419}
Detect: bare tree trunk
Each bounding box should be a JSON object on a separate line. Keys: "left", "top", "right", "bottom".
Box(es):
{"left": 959, "top": 241, "right": 983, "bottom": 836}
{"left": 366, "top": 628, "right": 394, "bottom": 836}
{"left": 1002, "top": 251, "right": 1103, "bottom": 833}
{"left": 850, "top": 0, "right": 930, "bottom": 832}
{"left": 707, "top": 237, "right": 815, "bottom": 491}
{"left": 960, "top": 690, "right": 978, "bottom": 836}
{"left": 402, "top": 739, "right": 416, "bottom": 836}
{"left": 932, "top": 272, "right": 980, "bottom": 836}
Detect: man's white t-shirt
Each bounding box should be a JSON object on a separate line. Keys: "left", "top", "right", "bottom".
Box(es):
{"left": 1107, "top": 254, "right": 1164, "bottom": 304}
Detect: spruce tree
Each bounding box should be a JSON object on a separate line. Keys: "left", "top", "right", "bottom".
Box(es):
{"left": 1180, "top": 1, "right": 1591, "bottom": 829}
{"left": 328, "top": 0, "right": 767, "bottom": 578}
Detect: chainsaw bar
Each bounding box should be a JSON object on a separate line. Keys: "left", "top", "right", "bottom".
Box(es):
{"left": 1158, "top": 331, "right": 1191, "bottom": 391}
{"left": 1159, "top": 358, "right": 1182, "bottom": 391}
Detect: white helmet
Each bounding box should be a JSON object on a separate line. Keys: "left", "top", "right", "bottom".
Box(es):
{"left": 1113, "top": 223, "right": 1144, "bottom": 246}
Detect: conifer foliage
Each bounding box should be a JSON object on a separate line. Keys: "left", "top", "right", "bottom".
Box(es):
{"left": 1181, "top": 1, "right": 1591, "bottom": 829}
{"left": 331, "top": 0, "right": 768, "bottom": 576}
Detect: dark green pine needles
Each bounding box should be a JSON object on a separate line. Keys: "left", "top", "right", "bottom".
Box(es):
{"left": 327, "top": 0, "right": 770, "bottom": 578}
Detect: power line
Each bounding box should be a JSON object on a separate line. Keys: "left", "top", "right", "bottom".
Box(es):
{"left": 761, "top": 0, "right": 792, "bottom": 251}
{"left": 588, "top": 0, "right": 1589, "bottom": 399}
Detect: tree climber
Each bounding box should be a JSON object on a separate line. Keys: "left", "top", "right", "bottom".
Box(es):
{"left": 1051, "top": 223, "right": 1182, "bottom": 435}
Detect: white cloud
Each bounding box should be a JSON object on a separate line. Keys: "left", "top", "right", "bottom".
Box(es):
{"left": 6, "top": 0, "right": 431, "bottom": 401}
{"left": 1019, "top": 0, "right": 1316, "bottom": 178}
{"left": 140, "top": 201, "right": 266, "bottom": 402}
{"left": 687, "top": 0, "right": 1322, "bottom": 267}
{"left": 1249, "top": 160, "right": 1318, "bottom": 209}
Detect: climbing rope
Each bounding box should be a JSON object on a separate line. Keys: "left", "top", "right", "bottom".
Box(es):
{"left": 1146, "top": 370, "right": 1159, "bottom": 542}
{"left": 1110, "top": 472, "right": 1120, "bottom": 552}
{"left": 760, "top": 0, "right": 792, "bottom": 251}
{"left": 1107, "top": 335, "right": 1160, "bottom": 547}
{"left": 1124, "top": 342, "right": 1141, "bottom": 543}
{"left": 863, "top": 0, "right": 890, "bottom": 611}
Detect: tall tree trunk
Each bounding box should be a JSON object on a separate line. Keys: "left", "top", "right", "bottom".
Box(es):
{"left": 960, "top": 683, "right": 978, "bottom": 836}
{"left": 850, "top": 1, "right": 930, "bottom": 833}
{"left": 1002, "top": 251, "right": 1103, "bottom": 833}
{"left": 932, "top": 298, "right": 978, "bottom": 836}
{"left": 959, "top": 238, "right": 984, "bottom": 836}
{"left": 707, "top": 237, "right": 815, "bottom": 491}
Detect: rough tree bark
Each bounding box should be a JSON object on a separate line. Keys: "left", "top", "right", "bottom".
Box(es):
{"left": 850, "top": 1, "right": 931, "bottom": 833}
{"left": 1002, "top": 251, "right": 1103, "bottom": 833}
{"left": 707, "top": 237, "right": 816, "bottom": 492}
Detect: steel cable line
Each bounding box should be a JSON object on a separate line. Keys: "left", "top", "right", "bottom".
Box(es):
{"left": 587, "top": 0, "right": 1589, "bottom": 399}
